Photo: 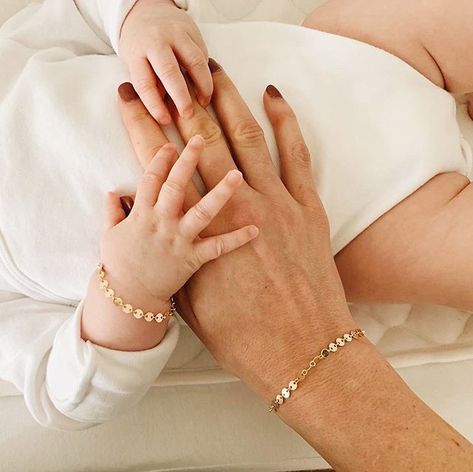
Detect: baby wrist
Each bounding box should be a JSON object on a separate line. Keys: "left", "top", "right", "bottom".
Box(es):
{"left": 96, "top": 263, "right": 176, "bottom": 324}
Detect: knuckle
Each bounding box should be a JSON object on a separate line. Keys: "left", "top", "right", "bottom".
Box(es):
{"left": 190, "top": 117, "right": 223, "bottom": 146}
{"left": 134, "top": 78, "right": 155, "bottom": 96}
{"left": 290, "top": 141, "right": 311, "bottom": 167}
{"left": 186, "top": 52, "right": 206, "bottom": 69}
{"left": 186, "top": 253, "right": 201, "bottom": 272}
{"left": 193, "top": 201, "right": 213, "bottom": 222}
{"left": 214, "top": 238, "right": 225, "bottom": 258}
{"left": 229, "top": 204, "right": 258, "bottom": 229}
{"left": 232, "top": 119, "right": 264, "bottom": 147}
{"left": 159, "top": 63, "right": 180, "bottom": 81}
{"left": 163, "top": 179, "right": 184, "bottom": 196}
{"left": 142, "top": 171, "right": 160, "bottom": 184}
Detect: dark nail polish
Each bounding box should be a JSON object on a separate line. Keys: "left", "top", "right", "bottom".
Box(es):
{"left": 118, "top": 82, "right": 139, "bottom": 102}
{"left": 208, "top": 58, "right": 222, "bottom": 73}
{"left": 266, "top": 85, "right": 283, "bottom": 99}
{"left": 120, "top": 196, "right": 134, "bottom": 216}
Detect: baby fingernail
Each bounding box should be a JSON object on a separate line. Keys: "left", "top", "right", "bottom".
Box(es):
{"left": 248, "top": 226, "right": 259, "bottom": 238}
{"left": 227, "top": 170, "right": 242, "bottom": 184}
{"left": 208, "top": 58, "right": 222, "bottom": 73}
{"left": 266, "top": 84, "right": 283, "bottom": 99}
{"left": 118, "top": 82, "right": 139, "bottom": 102}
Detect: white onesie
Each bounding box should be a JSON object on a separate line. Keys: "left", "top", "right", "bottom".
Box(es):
{"left": 0, "top": 0, "right": 470, "bottom": 431}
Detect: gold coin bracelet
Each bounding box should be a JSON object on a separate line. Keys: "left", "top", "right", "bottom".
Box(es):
{"left": 96, "top": 264, "right": 175, "bottom": 323}
{"left": 269, "top": 328, "right": 366, "bottom": 413}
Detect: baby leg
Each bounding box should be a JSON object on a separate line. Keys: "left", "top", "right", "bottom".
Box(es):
{"left": 336, "top": 173, "right": 473, "bottom": 312}
{"left": 303, "top": 2, "right": 473, "bottom": 310}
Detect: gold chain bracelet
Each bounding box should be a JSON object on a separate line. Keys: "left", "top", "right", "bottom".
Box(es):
{"left": 269, "top": 328, "right": 366, "bottom": 413}
{"left": 96, "top": 263, "right": 175, "bottom": 323}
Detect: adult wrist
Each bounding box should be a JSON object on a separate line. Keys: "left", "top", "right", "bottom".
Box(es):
{"left": 250, "top": 300, "right": 358, "bottom": 402}
{"left": 277, "top": 338, "right": 383, "bottom": 436}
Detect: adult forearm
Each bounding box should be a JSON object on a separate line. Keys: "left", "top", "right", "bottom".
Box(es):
{"left": 277, "top": 338, "right": 473, "bottom": 471}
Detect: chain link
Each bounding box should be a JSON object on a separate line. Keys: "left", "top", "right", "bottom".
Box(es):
{"left": 269, "top": 329, "right": 366, "bottom": 412}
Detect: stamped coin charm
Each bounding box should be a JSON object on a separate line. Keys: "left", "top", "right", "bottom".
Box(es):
{"left": 113, "top": 297, "right": 123, "bottom": 307}
{"left": 281, "top": 388, "right": 291, "bottom": 399}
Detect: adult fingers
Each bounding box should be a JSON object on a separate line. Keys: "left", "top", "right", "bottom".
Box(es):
{"left": 118, "top": 82, "right": 201, "bottom": 211}
{"left": 180, "top": 169, "right": 243, "bottom": 240}
{"left": 263, "top": 85, "right": 320, "bottom": 208}
{"left": 156, "top": 135, "right": 204, "bottom": 218}
{"left": 209, "top": 59, "right": 284, "bottom": 195}
{"left": 167, "top": 84, "right": 238, "bottom": 191}
{"left": 129, "top": 59, "right": 171, "bottom": 125}
{"left": 193, "top": 225, "right": 259, "bottom": 267}
{"left": 174, "top": 35, "right": 213, "bottom": 107}
{"left": 149, "top": 47, "right": 193, "bottom": 119}
{"left": 134, "top": 144, "right": 177, "bottom": 209}
{"left": 118, "top": 82, "right": 169, "bottom": 168}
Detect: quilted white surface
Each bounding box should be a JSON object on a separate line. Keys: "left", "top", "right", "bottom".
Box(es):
{"left": 1, "top": 0, "right": 473, "bottom": 394}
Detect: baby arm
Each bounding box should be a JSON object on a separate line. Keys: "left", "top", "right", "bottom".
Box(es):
{"left": 81, "top": 127, "right": 258, "bottom": 352}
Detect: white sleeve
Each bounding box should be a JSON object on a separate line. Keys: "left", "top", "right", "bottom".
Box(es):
{"left": 0, "top": 292, "right": 179, "bottom": 430}
{"left": 74, "top": 0, "right": 188, "bottom": 54}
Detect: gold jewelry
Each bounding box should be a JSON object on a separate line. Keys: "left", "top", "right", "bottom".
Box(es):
{"left": 269, "top": 328, "right": 366, "bottom": 413}
{"left": 96, "top": 263, "right": 175, "bottom": 323}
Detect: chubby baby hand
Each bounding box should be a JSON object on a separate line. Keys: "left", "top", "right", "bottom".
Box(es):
{"left": 119, "top": 0, "right": 212, "bottom": 124}
{"left": 100, "top": 136, "right": 259, "bottom": 308}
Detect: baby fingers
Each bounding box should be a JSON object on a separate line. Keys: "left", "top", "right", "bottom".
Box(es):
{"left": 193, "top": 225, "right": 259, "bottom": 267}
{"left": 156, "top": 135, "right": 204, "bottom": 217}
{"left": 174, "top": 36, "right": 213, "bottom": 107}
{"left": 134, "top": 143, "right": 177, "bottom": 209}
{"left": 179, "top": 169, "right": 243, "bottom": 240}
{"left": 130, "top": 59, "right": 171, "bottom": 125}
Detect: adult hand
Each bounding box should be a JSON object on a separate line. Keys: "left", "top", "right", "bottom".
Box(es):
{"left": 118, "top": 62, "right": 359, "bottom": 404}
{"left": 118, "top": 64, "right": 473, "bottom": 472}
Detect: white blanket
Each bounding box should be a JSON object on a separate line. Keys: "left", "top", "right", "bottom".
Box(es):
{"left": 1, "top": 0, "right": 473, "bottom": 431}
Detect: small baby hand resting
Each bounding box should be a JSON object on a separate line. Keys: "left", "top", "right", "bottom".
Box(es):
{"left": 119, "top": 0, "right": 212, "bottom": 124}
{"left": 82, "top": 133, "right": 258, "bottom": 349}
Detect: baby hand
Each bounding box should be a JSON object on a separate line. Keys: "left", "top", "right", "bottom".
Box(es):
{"left": 101, "top": 136, "right": 259, "bottom": 308}
{"left": 119, "top": 0, "right": 212, "bottom": 125}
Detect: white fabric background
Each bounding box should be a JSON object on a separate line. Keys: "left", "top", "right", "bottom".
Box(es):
{"left": 1, "top": 1, "right": 473, "bottom": 471}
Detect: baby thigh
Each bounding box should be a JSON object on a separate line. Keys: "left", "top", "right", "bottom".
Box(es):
{"left": 335, "top": 172, "right": 473, "bottom": 311}
{"left": 302, "top": 0, "right": 445, "bottom": 89}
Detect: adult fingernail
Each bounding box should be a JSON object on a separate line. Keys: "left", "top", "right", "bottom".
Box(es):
{"left": 118, "top": 82, "right": 139, "bottom": 102}
{"left": 208, "top": 58, "right": 222, "bottom": 73}
{"left": 266, "top": 85, "right": 283, "bottom": 99}
{"left": 120, "top": 196, "right": 134, "bottom": 216}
